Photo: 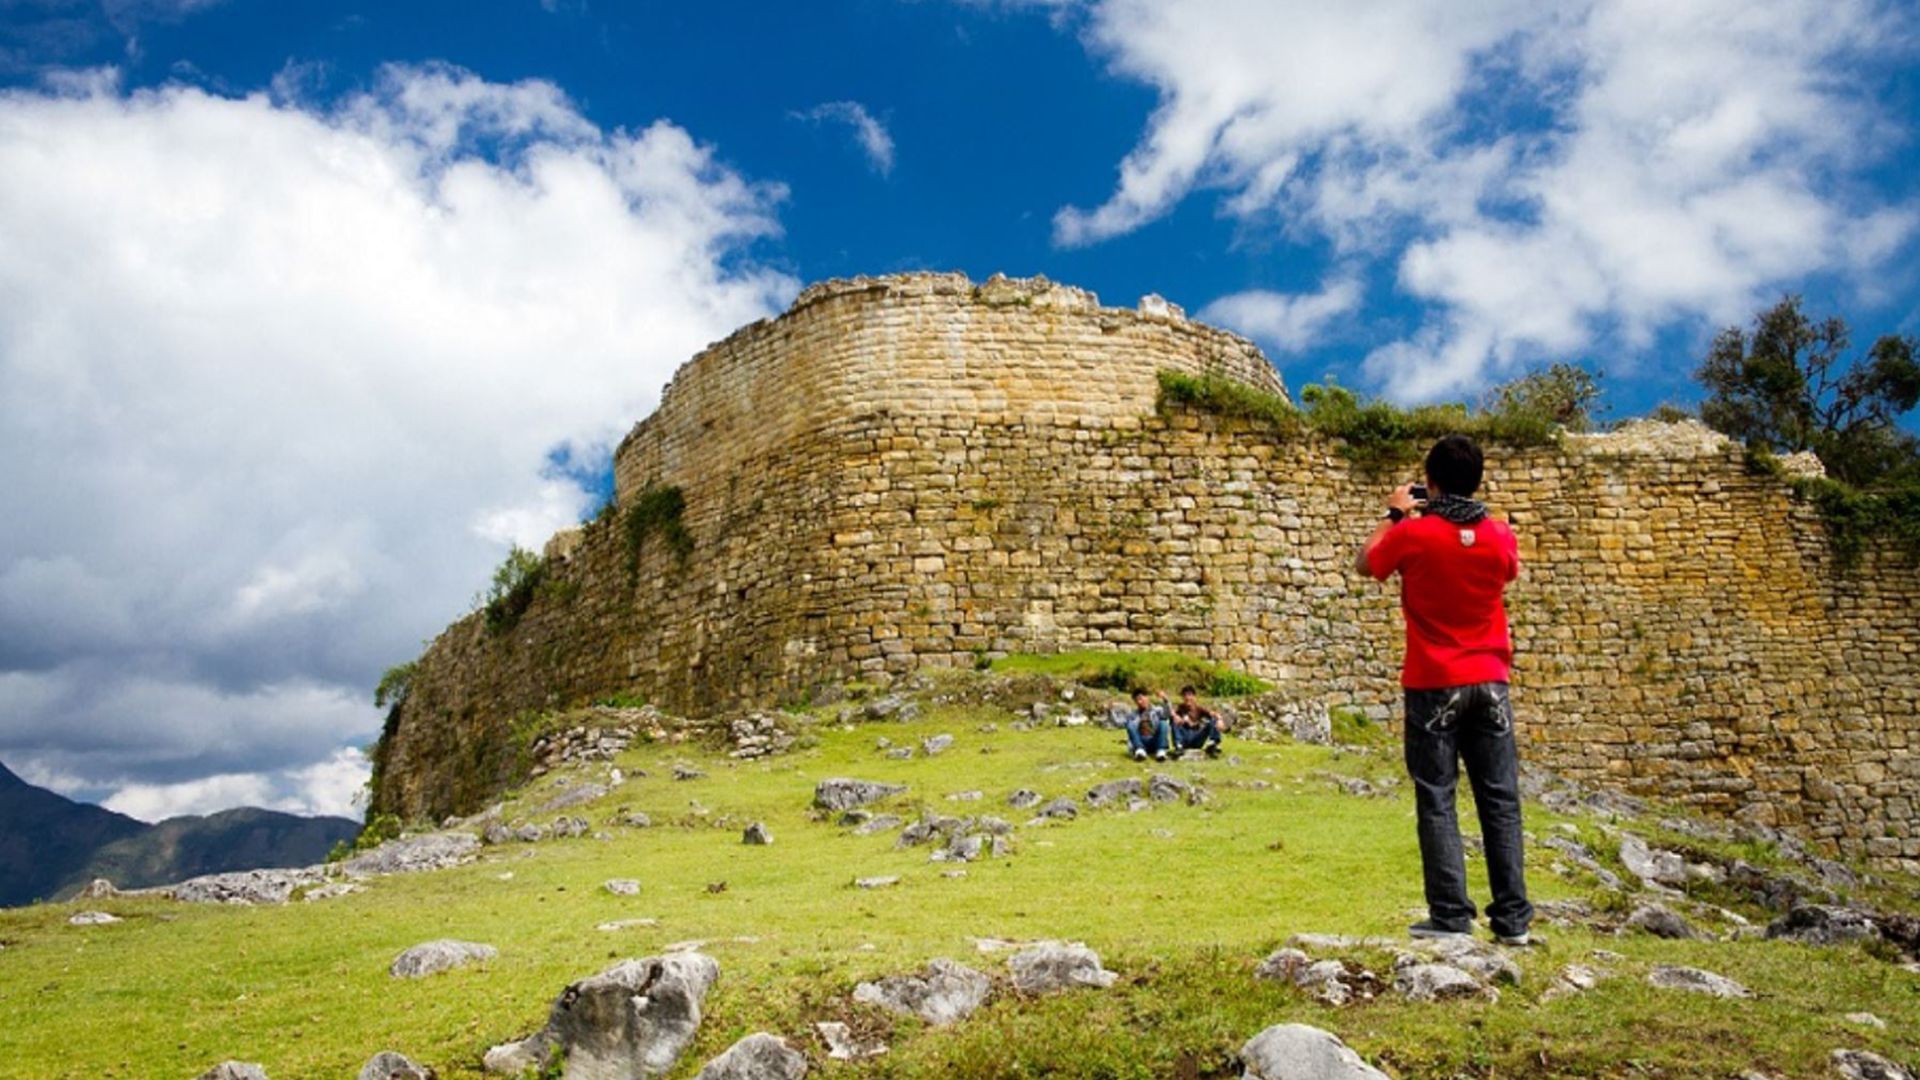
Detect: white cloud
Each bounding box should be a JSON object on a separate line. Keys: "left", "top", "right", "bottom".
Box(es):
{"left": 0, "top": 63, "right": 795, "bottom": 812}
{"left": 1198, "top": 275, "right": 1363, "bottom": 353}
{"left": 102, "top": 746, "right": 369, "bottom": 821}
{"left": 794, "top": 101, "right": 896, "bottom": 176}
{"left": 1042, "top": 0, "right": 1915, "bottom": 399}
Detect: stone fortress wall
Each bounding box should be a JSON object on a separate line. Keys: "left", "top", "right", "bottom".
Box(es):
{"left": 378, "top": 273, "right": 1920, "bottom": 871}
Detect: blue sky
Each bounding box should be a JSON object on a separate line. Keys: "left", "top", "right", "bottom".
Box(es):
{"left": 1, "top": 0, "right": 1916, "bottom": 819}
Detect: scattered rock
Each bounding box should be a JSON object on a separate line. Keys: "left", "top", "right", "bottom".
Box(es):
{"left": 605, "top": 879, "right": 641, "bottom": 896}
{"left": 673, "top": 764, "right": 706, "bottom": 781}
{"left": 1766, "top": 904, "right": 1880, "bottom": 946}
{"left": 1646, "top": 964, "right": 1752, "bottom": 998}
{"left": 68, "top": 910, "right": 120, "bottom": 925}
{"left": 1239, "top": 1024, "right": 1390, "bottom": 1080}
{"left": 1036, "top": 797, "right": 1078, "bottom": 820}
{"left": 1008, "top": 942, "right": 1117, "bottom": 993}
{"left": 341, "top": 832, "right": 480, "bottom": 877}
{"left": 535, "top": 782, "right": 609, "bottom": 814}
{"left": 706, "top": 881, "right": 728, "bottom": 894}
{"left": 728, "top": 713, "right": 796, "bottom": 760}
{"left": 814, "top": 778, "right": 909, "bottom": 812}
{"left": 855, "top": 876, "right": 900, "bottom": 890}
{"left": 197, "top": 1064, "right": 270, "bottom": 1080}
{"left": 864, "top": 694, "right": 919, "bottom": 721}
{"left": 853, "top": 814, "right": 903, "bottom": 836}
{"left": 1835, "top": 1045, "right": 1912, "bottom": 1068}
{"left": 482, "top": 952, "right": 719, "bottom": 1077}
{"left": 1411, "top": 936, "right": 1521, "bottom": 984}
{"left": 947, "top": 790, "right": 983, "bottom": 802}
{"left": 742, "top": 822, "right": 773, "bottom": 845}
{"left": 1831, "top": 1049, "right": 1915, "bottom": 1080}
{"left": 1543, "top": 963, "right": 1607, "bottom": 1000}
{"left": 853, "top": 958, "right": 992, "bottom": 1025}
{"left": 301, "top": 883, "right": 362, "bottom": 902}
{"left": 922, "top": 734, "right": 955, "bottom": 755}
{"left": 169, "top": 867, "right": 331, "bottom": 905}
{"left": 695, "top": 1033, "right": 807, "bottom": 1080}
{"left": 1007, "top": 789, "right": 1042, "bottom": 809}
{"left": 548, "top": 816, "right": 589, "bottom": 839}
{"left": 390, "top": 939, "right": 497, "bottom": 979}
{"left": 814, "top": 1021, "right": 887, "bottom": 1061}
{"left": 1617, "top": 834, "right": 1688, "bottom": 889}
{"left": 1625, "top": 902, "right": 1705, "bottom": 940}
{"left": 357, "top": 1050, "right": 434, "bottom": 1079}
{"left": 886, "top": 748, "right": 914, "bottom": 760}
{"left": 1540, "top": 836, "right": 1625, "bottom": 891}
{"left": 1147, "top": 773, "right": 1193, "bottom": 803}
{"left": 76, "top": 878, "right": 117, "bottom": 899}
{"left": 1394, "top": 962, "right": 1494, "bottom": 1003}
{"left": 1845, "top": 1012, "right": 1888, "bottom": 1030}
{"left": 1086, "top": 779, "right": 1143, "bottom": 807}
{"left": 597, "top": 918, "right": 658, "bottom": 931}
{"left": 612, "top": 810, "right": 653, "bottom": 829}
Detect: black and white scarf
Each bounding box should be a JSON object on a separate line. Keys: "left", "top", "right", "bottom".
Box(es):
{"left": 1426, "top": 492, "right": 1488, "bottom": 524}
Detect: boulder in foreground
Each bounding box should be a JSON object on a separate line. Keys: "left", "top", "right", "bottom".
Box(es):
{"left": 1240, "top": 1024, "right": 1390, "bottom": 1080}
{"left": 484, "top": 952, "right": 719, "bottom": 1078}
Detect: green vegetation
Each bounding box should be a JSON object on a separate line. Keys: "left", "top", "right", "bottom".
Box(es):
{"left": 990, "top": 649, "right": 1271, "bottom": 696}
{"left": 327, "top": 812, "right": 402, "bottom": 863}
{"left": 623, "top": 484, "right": 694, "bottom": 575}
{"left": 1694, "top": 296, "right": 1920, "bottom": 568}
{"left": 478, "top": 546, "right": 547, "bottom": 635}
{"left": 374, "top": 661, "right": 418, "bottom": 710}
{"left": 1328, "top": 705, "right": 1391, "bottom": 747}
{"left": 3, "top": 690, "right": 1914, "bottom": 1079}
{"left": 1156, "top": 370, "right": 1571, "bottom": 468}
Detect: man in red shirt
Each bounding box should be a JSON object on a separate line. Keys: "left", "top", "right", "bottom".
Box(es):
{"left": 1359, "top": 434, "right": 1533, "bottom": 945}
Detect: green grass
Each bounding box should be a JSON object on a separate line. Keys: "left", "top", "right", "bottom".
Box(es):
{"left": 1, "top": 701, "right": 1914, "bottom": 1079}
{"left": 988, "top": 649, "right": 1271, "bottom": 696}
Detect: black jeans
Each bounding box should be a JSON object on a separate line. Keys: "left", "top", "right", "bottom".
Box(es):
{"left": 1404, "top": 682, "right": 1532, "bottom": 937}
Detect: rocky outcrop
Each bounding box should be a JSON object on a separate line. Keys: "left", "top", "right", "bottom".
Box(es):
{"left": 484, "top": 952, "right": 720, "bottom": 1078}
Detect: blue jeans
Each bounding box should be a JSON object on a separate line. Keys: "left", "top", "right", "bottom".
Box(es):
{"left": 1173, "top": 720, "right": 1221, "bottom": 751}
{"left": 1404, "top": 682, "right": 1532, "bottom": 938}
{"left": 1125, "top": 718, "right": 1170, "bottom": 755}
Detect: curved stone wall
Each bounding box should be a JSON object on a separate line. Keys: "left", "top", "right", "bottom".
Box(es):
{"left": 375, "top": 274, "right": 1919, "bottom": 871}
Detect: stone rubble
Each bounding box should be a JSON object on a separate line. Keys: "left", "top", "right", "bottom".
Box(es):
{"left": 389, "top": 939, "right": 497, "bottom": 979}
{"left": 1238, "top": 1024, "right": 1391, "bottom": 1080}
{"left": 852, "top": 958, "right": 992, "bottom": 1025}
{"left": 483, "top": 952, "right": 719, "bottom": 1077}
{"left": 694, "top": 1033, "right": 807, "bottom": 1080}
{"left": 1007, "top": 942, "right": 1118, "bottom": 993}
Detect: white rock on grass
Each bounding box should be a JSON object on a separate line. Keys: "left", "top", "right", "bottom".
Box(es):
{"left": 1616, "top": 834, "right": 1688, "bottom": 889}
{"left": 1007, "top": 942, "right": 1117, "bottom": 993}
{"left": 1832, "top": 1049, "right": 1916, "bottom": 1080}
{"left": 814, "top": 1021, "right": 887, "bottom": 1061}
{"left": 597, "top": 918, "right": 659, "bottom": 932}
{"left": 1239, "top": 1024, "right": 1390, "bottom": 1080}
{"left": 694, "top": 1033, "right": 807, "bottom": 1080}
{"left": 483, "top": 953, "right": 719, "bottom": 1077}
{"left": 605, "top": 879, "right": 642, "bottom": 896}
{"left": 389, "top": 939, "right": 497, "bottom": 978}
{"left": 1844, "top": 1012, "right": 1889, "bottom": 1030}
{"left": 853, "top": 958, "right": 991, "bottom": 1025}
{"left": 340, "top": 832, "right": 480, "bottom": 877}
{"left": 356, "top": 1050, "right": 433, "bottom": 1079}
{"left": 1646, "top": 965, "right": 1752, "bottom": 998}
{"left": 854, "top": 876, "right": 900, "bottom": 890}
{"left": 742, "top": 822, "right": 773, "bottom": 845}
{"left": 1394, "top": 962, "right": 1495, "bottom": 1003}
{"left": 813, "top": 779, "right": 909, "bottom": 812}
{"left": 196, "top": 1064, "right": 269, "bottom": 1080}
{"left": 68, "top": 911, "right": 120, "bottom": 926}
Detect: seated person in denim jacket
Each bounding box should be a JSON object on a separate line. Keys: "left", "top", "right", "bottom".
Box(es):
{"left": 1124, "top": 688, "right": 1173, "bottom": 761}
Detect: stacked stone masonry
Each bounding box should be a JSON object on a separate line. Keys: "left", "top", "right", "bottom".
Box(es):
{"left": 378, "top": 273, "right": 1920, "bottom": 870}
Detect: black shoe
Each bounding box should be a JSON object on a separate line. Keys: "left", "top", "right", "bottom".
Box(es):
{"left": 1408, "top": 918, "right": 1472, "bottom": 940}
{"left": 1492, "top": 929, "right": 1538, "bottom": 946}
{"left": 1204, "top": 744, "right": 1222, "bottom": 758}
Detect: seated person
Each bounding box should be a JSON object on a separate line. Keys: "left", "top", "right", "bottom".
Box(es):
{"left": 1172, "top": 685, "right": 1226, "bottom": 757}
{"left": 1124, "top": 688, "right": 1173, "bottom": 761}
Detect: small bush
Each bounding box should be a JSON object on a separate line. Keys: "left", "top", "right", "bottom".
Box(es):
{"left": 1329, "top": 705, "right": 1390, "bottom": 747}
{"left": 1156, "top": 370, "right": 1302, "bottom": 433}
{"left": 479, "top": 546, "right": 546, "bottom": 635}
{"left": 1794, "top": 475, "right": 1920, "bottom": 568}
{"left": 373, "top": 661, "right": 417, "bottom": 710}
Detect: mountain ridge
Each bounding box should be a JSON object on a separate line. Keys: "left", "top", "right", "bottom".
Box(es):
{"left": 0, "top": 759, "right": 360, "bottom": 906}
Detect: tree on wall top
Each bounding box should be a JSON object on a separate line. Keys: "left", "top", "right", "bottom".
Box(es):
{"left": 1696, "top": 296, "right": 1919, "bottom": 488}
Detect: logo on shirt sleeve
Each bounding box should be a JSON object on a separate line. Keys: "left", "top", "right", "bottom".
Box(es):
{"left": 1459, "top": 529, "right": 1476, "bottom": 547}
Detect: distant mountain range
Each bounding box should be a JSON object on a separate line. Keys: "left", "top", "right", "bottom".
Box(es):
{"left": 0, "top": 760, "right": 361, "bottom": 907}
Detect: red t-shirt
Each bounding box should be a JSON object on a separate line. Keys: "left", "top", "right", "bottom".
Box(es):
{"left": 1367, "top": 513, "right": 1519, "bottom": 689}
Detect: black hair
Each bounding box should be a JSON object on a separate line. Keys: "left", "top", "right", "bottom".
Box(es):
{"left": 1425, "top": 434, "right": 1484, "bottom": 497}
{"left": 1179, "top": 685, "right": 1197, "bottom": 696}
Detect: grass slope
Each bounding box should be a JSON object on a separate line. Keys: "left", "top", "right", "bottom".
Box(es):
{"left": 0, "top": 697, "right": 1914, "bottom": 1079}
